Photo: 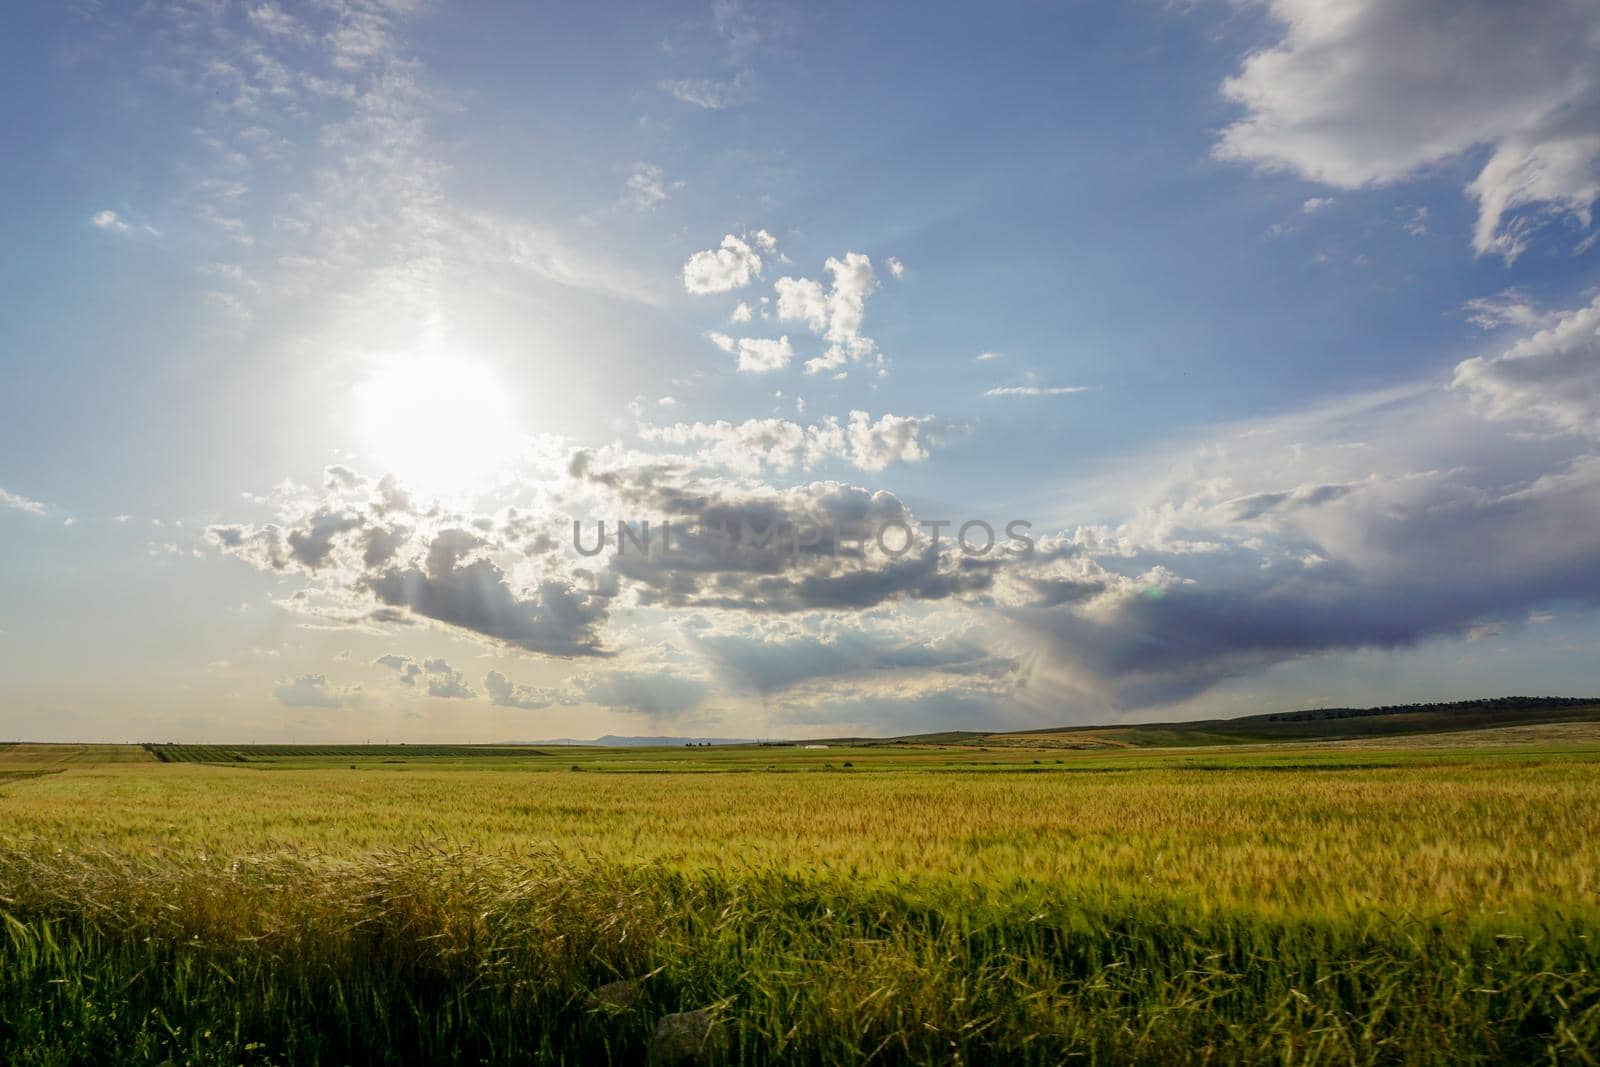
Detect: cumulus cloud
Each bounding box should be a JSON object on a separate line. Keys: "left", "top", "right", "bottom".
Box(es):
{"left": 374, "top": 653, "right": 423, "bottom": 686}
{"left": 1214, "top": 0, "right": 1600, "bottom": 259}
{"left": 569, "top": 459, "right": 1001, "bottom": 616}
{"left": 639, "top": 411, "right": 934, "bottom": 473}
{"left": 1453, "top": 294, "right": 1600, "bottom": 436}
{"left": 736, "top": 336, "right": 793, "bottom": 372}
{"left": 775, "top": 252, "right": 885, "bottom": 375}
{"left": 208, "top": 471, "right": 616, "bottom": 657}
{"left": 366, "top": 531, "right": 612, "bottom": 657}
{"left": 483, "top": 670, "right": 569, "bottom": 710}
{"left": 682, "top": 230, "right": 775, "bottom": 294}
{"left": 375, "top": 654, "right": 475, "bottom": 698}
{"left": 90, "top": 210, "right": 132, "bottom": 234}
{"left": 994, "top": 368, "right": 1600, "bottom": 707}
{"left": 705, "top": 330, "right": 794, "bottom": 372}
{"left": 272, "top": 673, "right": 359, "bottom": 708}
{"left": 1099, "top": 479, "right": 1592, "bottom": 700}
{"left": 213, "top": 292, "right": 1600, "bottom": 719}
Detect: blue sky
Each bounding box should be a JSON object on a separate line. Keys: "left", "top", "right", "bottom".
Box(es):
{"left": 2, "top": 0, "right": 1599, "bottom": 742}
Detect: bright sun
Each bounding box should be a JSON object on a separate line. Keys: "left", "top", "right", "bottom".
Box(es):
{"left": 357, "top": 354, "right": 514, "bottom": 495}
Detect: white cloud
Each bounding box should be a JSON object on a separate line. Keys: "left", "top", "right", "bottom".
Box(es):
{"left": 683, "top": 232, "right": 769, "bottom": 294}
{"left": 885, "top": 256, "right": 905, "bottom": 278}
{"left": 640, "top": 410, "right": 934, "bottom": 473}
{"left": 729, "top": 301, "right": 754, "bottom": 323}
{"left": 577, "top": 668, "right": 709, "bottom": 715}
{"left": 1214, "top": 0, "right": 1600, "bottom": 259}
{"left": 1301, "top": 197, "right": 1335, "bottom": 213}
{"left": 484, "top": 670, "right": 566, "bottom": 710}
{"left": 1452, "top": 293, "right": 1600, "bottom": 436}
{"left": 984, "top": 385, "right": 1089, "bottom": 398}
{"left": 1463, "top": 291, "right": 1549, "bottom": 332}
{"left": 272, "top": 673, "right": 359, "bottom": 709}
{"left": 374, "top": 654, "right": 476, "bottom": 698}
{"left": 208, "top": 476, "right": 616, "bottom": 658}
{"left": 774, "top": 276, "right": 827, "bottom": 331}
{"left": 975, "top": 351, "right": 1003, "bottom": 362}
{"left": 625, "top": 162, "right": 682, "bottom": 210}
{"left": 245, "top": 2, "right": 311, "bottom": 43}
{"left": 0, "top": 488, "right": 48, "bottom": 516}
{"left": 661, "top": 71, "right": 752, "bottom": 110}
{"left": 734, "top": 336, "right": 794, "bottom": 373}
{"left": 90, "top": 210, "right": 131, "bottom": 234}
{"left": 845, "top": 411, "right": 933, "bottom": 472}
{"left": 706, "top": 329, "right": 793, "bottom": 372}
{"left": 774, "top": 252, "right": 884, "bottom": 375}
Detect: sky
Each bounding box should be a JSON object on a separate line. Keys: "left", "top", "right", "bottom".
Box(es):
{"left": 2, "top": 0, "right": 1600, "bottom": 743}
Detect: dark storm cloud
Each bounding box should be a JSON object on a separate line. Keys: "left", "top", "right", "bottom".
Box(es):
{"left": 691, "top": 623, "right": 1020, "bottom": 697}
{"left": 1009, "top": 455, "right": 1600, "bottom": 706}
{"left": 364, "top": 529, "right": 612, "bottom": 658}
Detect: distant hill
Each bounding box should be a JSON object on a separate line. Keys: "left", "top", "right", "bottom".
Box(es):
{"left": 827, "top": 697, "right": 1600, "bottom": 749}
{"left": 514, "top": 735, "right": 762, "bottom": 747}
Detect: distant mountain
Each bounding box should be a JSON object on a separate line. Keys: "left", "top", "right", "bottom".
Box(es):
{"left": 506, "top": 735, "right": 764, "bottom": 747}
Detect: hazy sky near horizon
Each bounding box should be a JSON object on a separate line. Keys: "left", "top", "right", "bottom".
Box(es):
{"left": 3, "top": 0, "right": 1600, "bottom": 742}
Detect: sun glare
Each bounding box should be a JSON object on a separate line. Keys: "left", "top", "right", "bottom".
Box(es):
{"left": 357, "top": 354, "right": 514, "bottom": 496}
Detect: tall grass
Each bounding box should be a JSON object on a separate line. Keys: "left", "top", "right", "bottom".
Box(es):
{"left": 2, "top": 754, "right": 1599, "bottom": 1062}
{"left": 2, "top": 844, "right": 1598, "bottom": 1065}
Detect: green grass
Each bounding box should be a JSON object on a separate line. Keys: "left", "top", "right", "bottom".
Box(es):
{"left": 1, "top": 739, "right": 1598, "bottom": 1064}
{"left": 145, "top": 743, "right": 556, "bottom": 763}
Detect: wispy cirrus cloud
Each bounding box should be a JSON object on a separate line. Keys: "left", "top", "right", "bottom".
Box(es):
{"left": 983, "top": 385, "right": 1088, "bottom": 398}
{"left": 0, "top": 487, "right": 50, "bottom": 517}
{"left": 661, "top": 71, "right": 753, "bottom": 110}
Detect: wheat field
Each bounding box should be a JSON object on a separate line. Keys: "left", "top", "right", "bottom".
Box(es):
{"left": 1, "top": 742, "right": 1597, "bottom": 1063}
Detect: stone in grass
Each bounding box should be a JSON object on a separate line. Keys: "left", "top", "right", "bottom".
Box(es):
{"left": 587, "top": 979, "right": 645, "bottom": 1013}
{"left": 649, "top": 1008, "right": 720, "bottom": 1066}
